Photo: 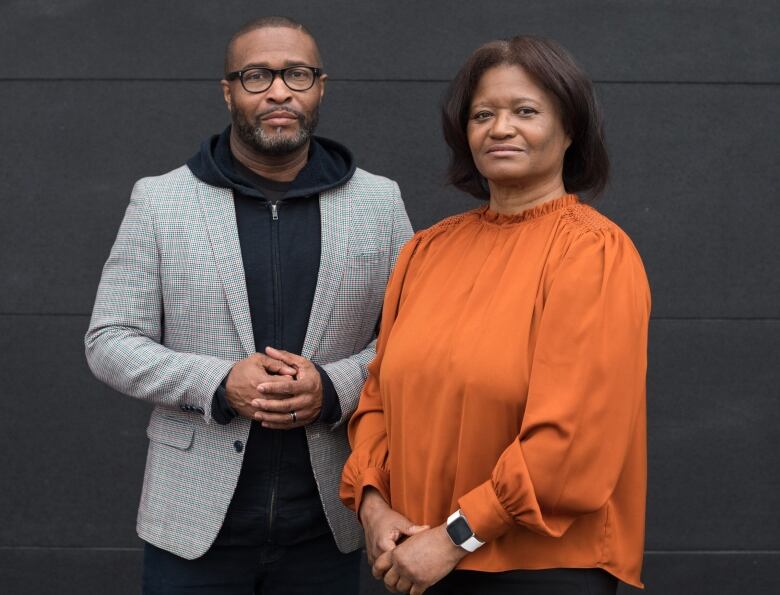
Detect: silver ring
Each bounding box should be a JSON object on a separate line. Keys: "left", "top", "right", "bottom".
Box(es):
{"left": 289, "top": 411, "right": 297, "bottom": 423}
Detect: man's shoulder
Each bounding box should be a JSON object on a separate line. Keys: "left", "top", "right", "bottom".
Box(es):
{"left": 340, "top": 167, "right": 398, "bottom": 196}
{"left": 133, "top": 164, "right": 200, "bottom": 195}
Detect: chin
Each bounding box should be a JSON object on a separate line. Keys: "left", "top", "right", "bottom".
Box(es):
{"left": 479, "top": 167, "right": 529, "bottom": 186}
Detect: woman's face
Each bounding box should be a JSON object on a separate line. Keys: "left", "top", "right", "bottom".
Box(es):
{"left": 467, "top": 65, "right": 571, "bottom": 191}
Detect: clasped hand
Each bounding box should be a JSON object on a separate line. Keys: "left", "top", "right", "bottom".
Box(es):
{"left": 224, "top": 346, "right": 324, "bottom": 428}
{"left": 360, "top": 489, "right": 466, "bottom": 594}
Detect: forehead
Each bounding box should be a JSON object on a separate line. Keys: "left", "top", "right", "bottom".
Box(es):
{"left": 471, "top": 64, "right": 548, "bottom": 105}
{"left": 231, "top": 27, "right": 319, "bottom": 68}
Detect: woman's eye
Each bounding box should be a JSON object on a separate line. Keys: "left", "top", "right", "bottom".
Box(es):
{"left": 516, "top": 107, "right": 537, "bottom": 116}
{"left": 473, "top": 111, "right": 492, "bottom": 121}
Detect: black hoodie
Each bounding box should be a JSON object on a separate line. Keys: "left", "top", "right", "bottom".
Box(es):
{"left": 187, "top": 127, "right": 356, "bottom": 546}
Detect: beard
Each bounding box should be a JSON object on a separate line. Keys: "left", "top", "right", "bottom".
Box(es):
{"left": 231, "top": 106, "right": 320, "bottom": 156}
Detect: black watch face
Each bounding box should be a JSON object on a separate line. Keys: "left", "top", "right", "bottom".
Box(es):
{"left": 446, "top": 516, "right": 472, "bottom": 544}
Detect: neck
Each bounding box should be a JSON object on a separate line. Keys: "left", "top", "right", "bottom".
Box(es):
{"left": 487, "top": 177, "right": 568, "bottom": 215}
{"left": 229, "top": 130, "right": 309, "bottom": 182}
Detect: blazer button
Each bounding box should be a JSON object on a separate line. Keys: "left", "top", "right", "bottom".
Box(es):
{"left": 195, "top": 407, "right": 205, "bottom": 414}
{"left": 180, "top": 405, "right": 188, "bottom": 411}
{"left": 234, "top": 441, "right": 243, "bottom": 453}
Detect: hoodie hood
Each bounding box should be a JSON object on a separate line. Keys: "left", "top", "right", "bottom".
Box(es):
{"left": 186, "top": 126, "right": 356, "bottom": 200}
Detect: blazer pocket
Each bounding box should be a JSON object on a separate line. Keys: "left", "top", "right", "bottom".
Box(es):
{"left": 146, "top": 413, "right": 195, "bottom": 450}
{"left": 347, "top": 250, "right": 386, "bottom": 269}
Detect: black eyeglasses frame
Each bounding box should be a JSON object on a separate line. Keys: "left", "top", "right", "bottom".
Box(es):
{"left": 225, "top": 66, "right": 323, "bottom": 93}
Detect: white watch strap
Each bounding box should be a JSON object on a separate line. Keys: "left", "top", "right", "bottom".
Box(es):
{"left": 447, "top": 510, "right": 485, "bottom": 552}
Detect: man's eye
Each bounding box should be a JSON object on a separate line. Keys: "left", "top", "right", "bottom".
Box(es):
{"left": 288, "top": 69, "right": 307, "bottom": 79}
{"left": 245, "top": 70, "right": 269, "bottom": 82}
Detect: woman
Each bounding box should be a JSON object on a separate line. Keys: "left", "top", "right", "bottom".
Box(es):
{"left": 340, "top": 36, "right": 650, "bottom": 595}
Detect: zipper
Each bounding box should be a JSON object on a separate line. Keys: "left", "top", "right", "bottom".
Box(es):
{"left": 267, "top": 199, "right": 282, "bottom": 538}
{"left": 267, "top": 476, "right": 277, "bottom": 535}
{"left": 268, "top": 200, "right": 282, "bottom": 347}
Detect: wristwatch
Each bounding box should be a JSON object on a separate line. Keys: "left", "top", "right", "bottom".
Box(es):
{"left": 446, "top": 509, "right": 485, "bottom": 552}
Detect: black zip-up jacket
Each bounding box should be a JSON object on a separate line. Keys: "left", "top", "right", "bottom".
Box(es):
{"left": 186, "top": 127, "right": 356, "bottom": 546}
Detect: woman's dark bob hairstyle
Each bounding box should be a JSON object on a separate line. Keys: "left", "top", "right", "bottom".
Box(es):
{"left": 442, "top": 36, "right": 609, "bottom": 200}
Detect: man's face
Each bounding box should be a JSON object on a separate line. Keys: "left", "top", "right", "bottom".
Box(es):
{"left": 221, "top": 27, "right": 326, "bottom": 156}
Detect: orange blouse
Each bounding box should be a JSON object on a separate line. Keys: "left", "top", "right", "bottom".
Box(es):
{"left": 340, "top": 195, "right": 650, "bottom": 588}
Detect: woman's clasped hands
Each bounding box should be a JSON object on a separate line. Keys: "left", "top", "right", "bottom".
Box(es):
{"left": 360, "top": 488, "right": 467, "bottom": 594}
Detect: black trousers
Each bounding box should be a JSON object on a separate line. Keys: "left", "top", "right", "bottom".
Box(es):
{"left": 425, "top": 568, "right": 618, "bottom": 595}
{"left": 142, "top": 532, "right": 360, "bottom": 595}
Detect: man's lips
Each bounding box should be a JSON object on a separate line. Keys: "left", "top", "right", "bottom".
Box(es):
{"left": 261, "top": 111, "right": 300, "bottom": 126}
{"left": 486, "top": 144, "right": 524, "bottom": 155}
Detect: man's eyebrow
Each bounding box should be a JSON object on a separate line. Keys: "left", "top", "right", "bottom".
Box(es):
{"left": 239, "top": 60, "right": 312, "bottom": 69}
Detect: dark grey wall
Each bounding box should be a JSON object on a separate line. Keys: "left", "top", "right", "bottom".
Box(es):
{"left": 1, "top": 1, "right": 778, "bottom": 593}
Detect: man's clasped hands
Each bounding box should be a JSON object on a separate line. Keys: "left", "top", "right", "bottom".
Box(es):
{"left": 224, "top": 346, "right": 324, "bottom": 429}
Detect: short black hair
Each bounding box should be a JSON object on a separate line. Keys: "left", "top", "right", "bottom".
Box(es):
{"left": 224, "top": 16, "right": 322, "bottom": 74}
{"left": 441, "top": 36, "right": 609, "bottom": 200}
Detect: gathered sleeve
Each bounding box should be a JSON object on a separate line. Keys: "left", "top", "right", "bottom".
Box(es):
{"left": 339, "top": 233, "right": 422, "bottom": 514}
{"left": 458, "top": 227, "right": 651, "bottom": 542}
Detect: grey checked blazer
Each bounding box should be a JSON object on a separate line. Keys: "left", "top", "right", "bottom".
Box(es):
{"left": 85, "top": 164, "right": 413, "bottom": 558}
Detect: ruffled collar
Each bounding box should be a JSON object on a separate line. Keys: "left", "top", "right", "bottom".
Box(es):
{"left": 481, "top": 194, "right": 579, "bottom": 225}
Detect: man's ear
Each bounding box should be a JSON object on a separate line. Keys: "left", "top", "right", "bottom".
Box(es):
{"left": 220, "top": 79, "right": 233, "bottom": 112}
{"left": 318, "top": 73, "right": 328, "bottom": 101}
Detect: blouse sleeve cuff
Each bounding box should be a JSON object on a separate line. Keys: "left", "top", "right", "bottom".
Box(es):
{"left": 457, "top": 480, "right": 514, "bottom": 543}
{"left": 341, "top": 466, "right": 391, "bottom": 515}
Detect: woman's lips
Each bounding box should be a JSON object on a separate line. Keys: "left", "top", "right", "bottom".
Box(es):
{"left": 486, "top": 144, "right": 524, "bottom": 156}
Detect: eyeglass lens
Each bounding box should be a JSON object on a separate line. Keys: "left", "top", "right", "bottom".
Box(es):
{"left": 242, "top": 67, "right": 316, "bottom": 92}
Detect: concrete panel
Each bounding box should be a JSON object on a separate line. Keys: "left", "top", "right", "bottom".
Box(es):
{"left": 645, "top": 319, "right": 780, "bottom": 550}
{"left": 1, "top": 549, "right": 778, "bottom": 594}
{"left": 1, "top": 81, "right": 778, "bottom": 318}
{"left": 0, "top": 315, "right": 150, "bottom": 547}
{"left": 0, "top": 547, "right": 143, "bottom": 595}
{"left": 0, "top": 1, "right": 777, "bottom": 82}
{"left": 622, "top": 552, "right": 780, "bottom": 594}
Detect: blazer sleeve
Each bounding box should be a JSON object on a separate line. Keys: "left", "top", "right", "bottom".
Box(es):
{"left": 339, "top": 232, "right": 422, "bottom": 513}
{"left": 84, "top": 179, "right": 235, "bottom": 423}
{"left": 320, "top": 181, "right": 414, "bottom": 429}
{"left": 457, "top": 227, "right": 651, "bottom": 542}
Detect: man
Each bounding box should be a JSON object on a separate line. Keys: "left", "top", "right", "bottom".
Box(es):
{"left": 85, "top": 16, "right": 412, "bottom": 594}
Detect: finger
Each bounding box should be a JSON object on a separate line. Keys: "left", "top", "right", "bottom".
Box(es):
{"left": 256, "top": 355, "right": 297, "bottom": 376}
{"left": 396, "top": 577, "right": 413, "bottom": 593}
{"left": 383, "top": 566, "right": 400, "bottom": 591}
{"left": 410, "top": 585, "right": 426, "bottom": 595}
{"left": 400, "top": 524, "right": 430, "bottom": 537}
{"left": 258, "top": 421, "right": 306, "bottom": 430}
{"left": 372, "top": 551, "right": 393, "bottom": 580}
{"left": 255, "top": 379, "right": 300, "bottom": 398}
{"left": 252, "top": 395, "right": 310, "bottom": 412}
{"left": 264, "top": 346, "right": 306, "bottom": 367}
{"left": 254, "top": 411, "right": 309, "bottom": 426}
{"left": 377, "top": 532, "right": 400, "bottom": 553}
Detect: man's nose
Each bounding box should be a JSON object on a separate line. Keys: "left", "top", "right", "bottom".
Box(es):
{"left": 265, "top": 75, "right": 293, "bottom": 103}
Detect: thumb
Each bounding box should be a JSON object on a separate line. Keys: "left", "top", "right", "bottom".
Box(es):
{"left": 400, "top": 523, "right": 430, "bottom": 537}
{"left": 377, "top": 528, "right": 401, "bottom": 553}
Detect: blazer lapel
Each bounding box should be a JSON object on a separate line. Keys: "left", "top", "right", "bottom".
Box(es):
{"left": 302, "top": 187, "right": 350, "bottom": 360}
{"left": 196, "top": 183, "right": 255, "bottom": 357}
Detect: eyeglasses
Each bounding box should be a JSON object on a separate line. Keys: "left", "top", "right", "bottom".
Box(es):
{"left": 225, "top": 66, "right": 322, "bottom": 93}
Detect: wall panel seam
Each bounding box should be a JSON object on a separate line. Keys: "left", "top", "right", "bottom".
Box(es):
{"left": 0, "top": 78, "right": 778, "bottom": 86}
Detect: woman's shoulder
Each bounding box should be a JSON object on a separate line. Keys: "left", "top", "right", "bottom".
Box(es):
{"left": 561, "top": 201, "right": 620, "bottom": 234}
{"left": 558, "top": 202, "right": 640, "bottom": 252}
{"left": 410, "top": 207, "right": 484, "bottom": 244}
